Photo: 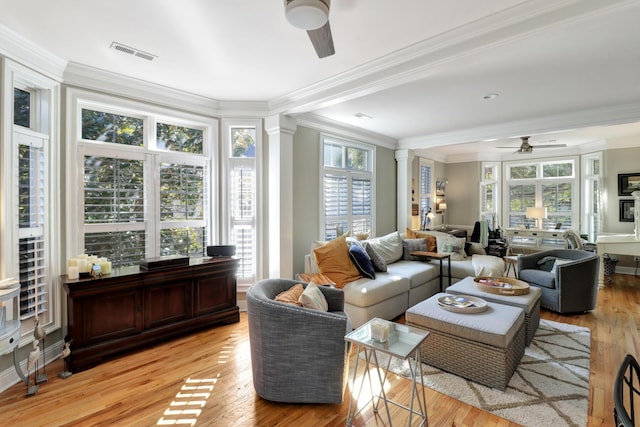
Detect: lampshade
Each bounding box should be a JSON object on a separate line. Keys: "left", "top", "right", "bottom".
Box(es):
{"left": 285, "top": 0, "right": 329, "bottom": 30}
{"left": 439, "top": 202, "right": 447, "bottom": 211}
{"left": 526, "top": 207, "right": 547, "bottom": 219}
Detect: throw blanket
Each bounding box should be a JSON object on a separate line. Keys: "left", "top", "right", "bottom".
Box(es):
{"left": 479, "top": 220, "right": 489, "bottom": 247}
{"left": 472, "top": 254, "right": 505, "bottom": 276}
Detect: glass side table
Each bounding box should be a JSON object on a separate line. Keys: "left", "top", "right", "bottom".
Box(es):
{"left": 345, "top": 318, "right": 429, "bottom": 427}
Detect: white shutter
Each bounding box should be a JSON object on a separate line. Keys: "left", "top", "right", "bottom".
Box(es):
{"left": 230, "top": 164, "right": 255, "bottom": 280}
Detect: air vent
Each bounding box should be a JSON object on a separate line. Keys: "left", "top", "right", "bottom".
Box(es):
{"left": 110, "top": 42, "right": 157, "bottom": 61}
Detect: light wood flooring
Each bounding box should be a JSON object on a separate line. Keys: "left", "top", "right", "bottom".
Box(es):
{"left": 1, "top": 273, "right": 638, "bottom": 426}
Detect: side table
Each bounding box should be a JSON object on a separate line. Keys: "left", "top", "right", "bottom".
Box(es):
{"left": 504, "top": 255, "right": 519, "bottom": 278}
{"left": 410, "top": 251, "right": 451, "bottom": 291}
{"left": 345, "top": 318, "right": 429, "bottom": 427}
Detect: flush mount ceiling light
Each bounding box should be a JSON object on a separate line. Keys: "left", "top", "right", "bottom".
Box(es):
{"left": 285, "top": 0, "right": 329, "bottom": 30}
{"left": 354, "top": 113, "right": 372, "bottom": 120}
{"left": 483, "top": 93, "right": 499, "bottom": 100}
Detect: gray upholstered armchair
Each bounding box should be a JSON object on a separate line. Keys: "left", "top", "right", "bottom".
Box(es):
{"left": 517, "top": 249, "right": 599, "bottom": 313}
{"left": 247, "top": 279, "right": 351, "bottom": 404}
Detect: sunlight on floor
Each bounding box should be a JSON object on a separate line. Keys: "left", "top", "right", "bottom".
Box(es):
{"left": 156, "top": 330, "right": 241, "bottom": 426}
{"left": 349, "top": 366, "right": 391, "bottom": 410}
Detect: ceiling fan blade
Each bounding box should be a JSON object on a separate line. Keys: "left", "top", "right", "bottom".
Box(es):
{"left": 307, "top": 21, "right": 334, "bottom": 58}
{"left": 534, "top": 144, "right": 567, "bottom": 149}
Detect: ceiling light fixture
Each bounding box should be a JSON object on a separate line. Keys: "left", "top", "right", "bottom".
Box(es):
{"left": 483, "top": 93, "right": 499, "bottom": 100}
{"left": 285, "top": 0, "right": 329, "bottom": 30}
{"left": 354, "top": 113, "right": 372, "bottom": 120}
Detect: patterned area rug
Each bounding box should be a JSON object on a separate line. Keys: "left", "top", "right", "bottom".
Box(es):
{"left": 374, "top": 319, "right": 591, "bottom": 427}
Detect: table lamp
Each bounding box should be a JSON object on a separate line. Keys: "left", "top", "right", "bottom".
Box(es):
{"left": 526, "top": 207, "right": 547, "bottom": 229}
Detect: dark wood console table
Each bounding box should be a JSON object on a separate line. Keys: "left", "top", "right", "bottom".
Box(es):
{"left": 62, "top": 257, "right": 239, "bottom": 373}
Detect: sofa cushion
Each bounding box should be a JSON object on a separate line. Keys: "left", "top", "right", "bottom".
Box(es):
{"left": 348, "top": 243, "right": 375, "bottom": 279}
{"left": 402, "top": 238, "right": 428, "bottom": 261}
{"left": 436, "top": 235, "right": 467, "bottom": 261}
{"left": 312, "top": 235, "right": 362, "bottom": 288}
{"left": 342, "top": 273, "right": 410, "bottom": 308}
{"left": 364, "top": 242, "right": 387, "bottom": 272}
{"left": 299, "top": 283, "right": 328, "bottom": 311}
{"left": 364, "top": 231, "right": 403, "bottom": 264}
{"left": 387, "top": 260, "right": 440, "bottom": 288}
{"left": 519, "top": 268, "right": 556, "bottom": 289}
{"left": 472, "top": 254, "right": 505, "bottom": 277}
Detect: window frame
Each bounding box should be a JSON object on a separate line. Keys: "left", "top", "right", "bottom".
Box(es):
{"left": 480, "top": 161, "right": 501, "bottom": 229}
{"left": 221, "top": 118, "right": 263, "bottom": 290}
{"left": 503, "top": 157, "right": 579, "bottom": 230}
{"left": 418, "top": 158, "right": 434, "bottom": 229}
{"left": 1, "top": 58, "right": 61, "bottom": 340}
{"left": 66, "top": 88, "right": 217, "bottom": 265}
{"left": 581, "top": 152, "right": 602, "bottom": 242}
{"left": 319, "top": 134, "right": 375, "bottom": 240}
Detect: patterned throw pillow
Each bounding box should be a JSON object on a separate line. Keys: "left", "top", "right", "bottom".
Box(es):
{"left": 348, "top": 243, "right": 376, "bottom": 279}
{"left": 402, "top": 238, "right": 428, "bottom": 261}
{"left": 298, "top": 283, "right": 328, "bottom": 311}
{"left": 364, "top": 242, "right": 387, "bottom": 272}
{"left": 405, "top": 228, "right": 438, "bottom": 252}
{"left": 436, "top": 236, "right": 467, "bottom": 261}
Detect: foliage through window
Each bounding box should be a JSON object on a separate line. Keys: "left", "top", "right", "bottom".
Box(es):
{"left": 78, "top": 104, "right": 212, "bottom": 267}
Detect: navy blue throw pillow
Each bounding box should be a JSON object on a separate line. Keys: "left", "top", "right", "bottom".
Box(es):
{"left": 348, "top": 243, "right": 376, "bottom": 280}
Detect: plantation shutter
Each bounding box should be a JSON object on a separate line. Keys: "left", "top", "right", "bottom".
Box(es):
{"left": 230, "top": 164, "right": 255, "bottom": 279}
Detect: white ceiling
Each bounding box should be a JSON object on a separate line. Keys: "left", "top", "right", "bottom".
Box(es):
{"left": 1, "top": 0, "right": 640, "bottom": 161}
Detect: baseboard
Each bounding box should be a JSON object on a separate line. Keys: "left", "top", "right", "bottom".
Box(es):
{"left": 0, "top": 339, "right": 64, "bottom": 394}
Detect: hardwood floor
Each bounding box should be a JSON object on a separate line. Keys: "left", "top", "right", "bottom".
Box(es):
{"left": 1, "top": 273, "right": 638, "bottom": 426}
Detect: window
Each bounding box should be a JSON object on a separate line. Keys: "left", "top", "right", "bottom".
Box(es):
{"left": 418, "top": 159, "right": 434, "bottom": 228}
{"left": 582, "top": 153, "right": 602, "bottom": 242}
{"left": 504, "top": 158, "right": 577, "bottom": 230}
{"left": 3, "top": 59, "right": 59, "bottom": 337}
{"left": 70, "top": 91, "right": 215, "bottom": 267}
{"left": 480, "top": 162, "right": 500, "bottom": 230}
{"left": 321, "top": 135, "right": 374, "bottom": 240}
{"left": 223, "top": 120, "right": 261, "bottom": 285}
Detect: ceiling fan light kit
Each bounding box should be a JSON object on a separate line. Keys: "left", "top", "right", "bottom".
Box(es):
{"left": 285, "top": 0, "right": 329, "bottom": 30}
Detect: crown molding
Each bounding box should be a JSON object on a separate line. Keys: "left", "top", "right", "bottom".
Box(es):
{"left": 0, "top": 23, "right": 66, "bottom": 81}
{"left": 295, "top": 113, "right": 397, "bottom": 149}
{"left": 270, "top": 0, "right": 635, "bottom": 117}
{"left": 399, "top": 102, "right": 640, "bottom": 150}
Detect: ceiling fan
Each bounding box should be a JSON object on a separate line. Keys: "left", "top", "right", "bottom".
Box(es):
{"left": 497, "top": 136, "right": 567, "bottom": 154}
{"left": 285, "top": 0, "right": 335, "bottom": 58}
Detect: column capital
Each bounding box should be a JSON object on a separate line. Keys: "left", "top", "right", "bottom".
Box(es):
{"left": 265, "top": 114, "right": 297, "bottom": 136}
{"left": 394, "top": 149, "right": 414, "bottom": 162}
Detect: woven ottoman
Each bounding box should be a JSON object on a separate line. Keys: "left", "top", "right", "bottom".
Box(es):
{"left": 406, "top": 292, "right": 525, "bottom": 390}
{"left": 446, "top": 276, "right": 541, "bottom": 346}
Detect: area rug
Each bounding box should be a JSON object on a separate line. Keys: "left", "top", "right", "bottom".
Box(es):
{"left": 364, "top": 319, "right": 590, "bottom": 427}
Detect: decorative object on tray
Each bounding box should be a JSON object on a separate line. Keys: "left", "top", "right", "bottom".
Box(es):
{"left": 474, "top": 276, "right": 530, "bottom": 295}
{"left": 437, "top": 294, "right": 488, "bottom": 313}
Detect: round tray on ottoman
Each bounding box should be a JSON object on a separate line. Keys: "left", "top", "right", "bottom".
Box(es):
{"left": 474, "top": 276, "right": 529, "bottom": 295}
{"left": 437, "top": 294, "right": 488, "bottom": 313}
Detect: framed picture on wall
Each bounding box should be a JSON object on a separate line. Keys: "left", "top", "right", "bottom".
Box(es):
{"left": 618, "top": 173, "right": 640, "bottom": 196}
{"left": 619, "top": 199, "right": 634, "bottom": 222}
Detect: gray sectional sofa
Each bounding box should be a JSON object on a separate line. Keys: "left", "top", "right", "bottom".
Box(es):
{"left": 304, "top": 230, "right": 504, "bottom": 328}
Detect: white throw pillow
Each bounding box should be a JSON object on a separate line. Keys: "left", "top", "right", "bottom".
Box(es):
{"left": 363, "top": 231, "right": 403, "bottom": 264}
{"left": 550, "top": 258, "right": 573, "bottom": 274}
{"left": 436, "top": 236, "right": 467, "bottom": 261}
{"left": 298, "top": 283, "right": 328, "bottom": 311}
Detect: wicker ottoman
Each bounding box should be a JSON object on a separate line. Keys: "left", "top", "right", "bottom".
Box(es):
{"left": 406, "top": 293, "right": 525, "bottom": 390}
{"left": 446, "top": 276, "right": 541, "bottom": 346}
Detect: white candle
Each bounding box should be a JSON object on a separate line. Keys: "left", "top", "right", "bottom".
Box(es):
{"left": 77, "top": 259, "right": 88, "bottom": 274}
{"left": 68, "top": 266, "right": 79, "bottom": 280}
{"left": 99, "top": 260, "right": 112, "bottom": 275}
{"left": 370, "top": 319, "right": 390, "bottom": 343}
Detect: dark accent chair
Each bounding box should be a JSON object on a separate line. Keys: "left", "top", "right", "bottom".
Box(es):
{"left": 517, "top": 249, "right": 599, "bottom": 313}
{"left": 247, "top": 279, "right": 351, "bottom": 404}
{"left": 614, "top": 354, "right": 640, "bottom": 427}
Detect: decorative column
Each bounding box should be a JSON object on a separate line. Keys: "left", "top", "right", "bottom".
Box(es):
{"left": 265, "top": 114, "right": 297, "bottom": 279}
{"left": 395, "top": 149, "right": 415, "bottom": 232}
